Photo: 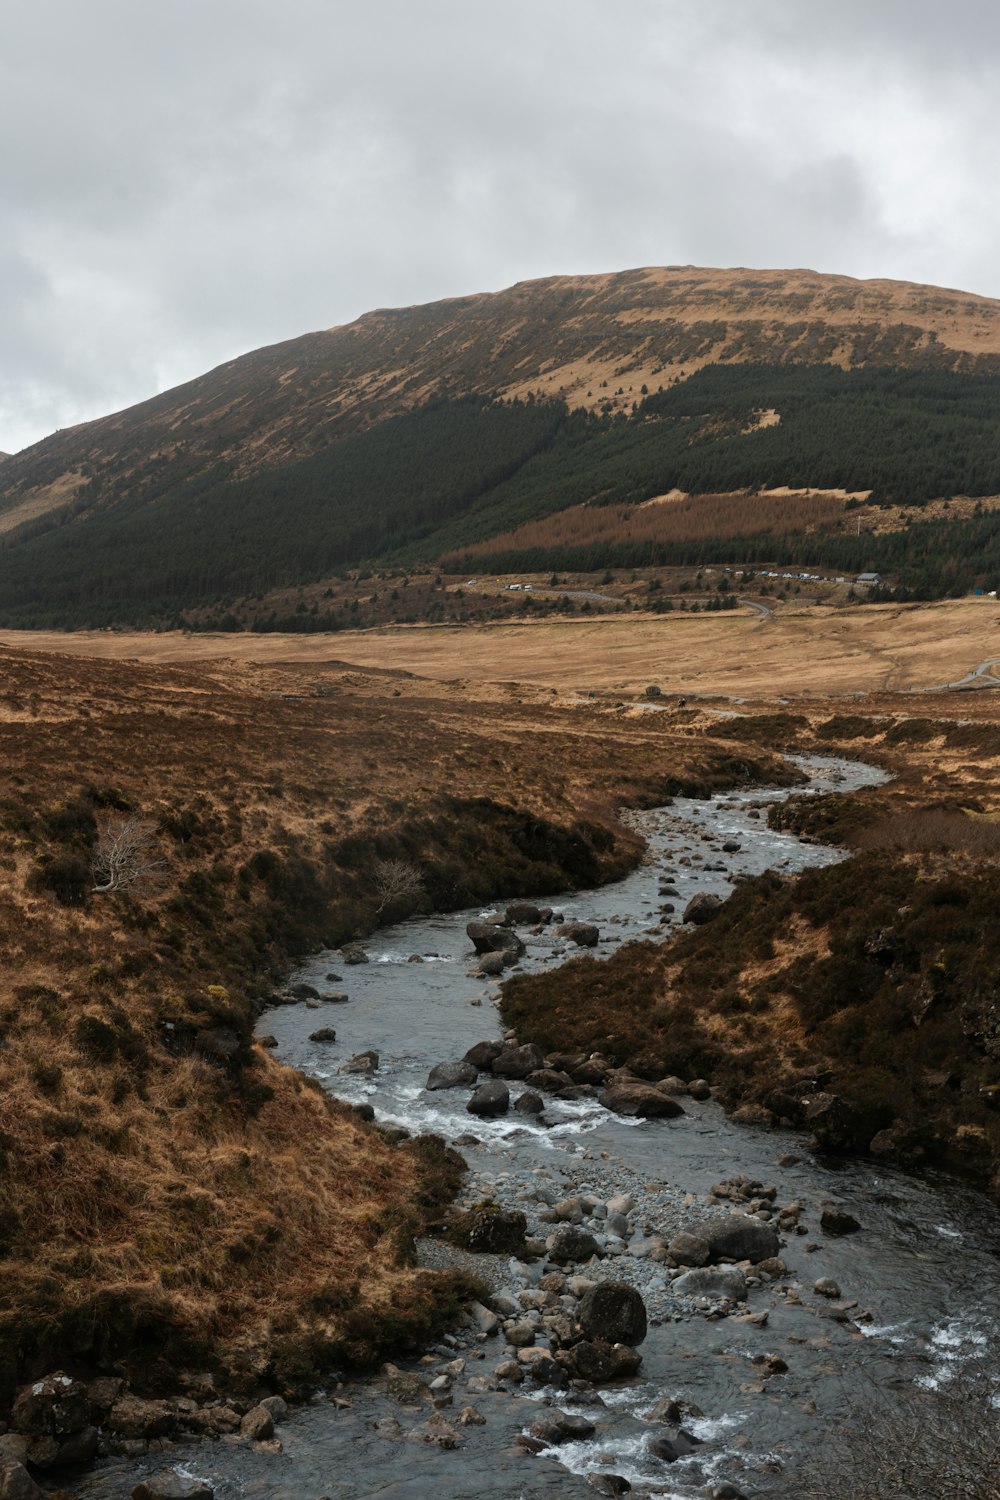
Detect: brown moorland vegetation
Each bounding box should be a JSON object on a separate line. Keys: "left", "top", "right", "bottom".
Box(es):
{"left": 503, "top": 685, "right": 1000, "bottom": 1191}
{"left": 441, "top": 490, "right": 850, "bottom": 564}
{"left": 0, "top": 644, "right": 795, "bottom": 1406}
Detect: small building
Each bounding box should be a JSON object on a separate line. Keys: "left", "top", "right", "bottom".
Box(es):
{"left": 856, "top": 572, "right": 882, "bottom": 587}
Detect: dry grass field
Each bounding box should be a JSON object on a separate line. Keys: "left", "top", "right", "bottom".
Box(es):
{"left": 6, "top": 597, "right": 998, "bottom": 698}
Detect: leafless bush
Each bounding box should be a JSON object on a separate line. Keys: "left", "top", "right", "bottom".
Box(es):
{"left": 784, "top": 1366, "right": 1000, "bottom": 1500}
{"left": 91, "top": 812, "right": 166, "bottom": 893}
{"left": 373, "top": 858, "right": 425, "bottom": 915}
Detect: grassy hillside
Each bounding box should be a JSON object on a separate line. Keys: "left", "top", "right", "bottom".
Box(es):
{"left": 5, "top": 268, "right": 1000, "bottom": 624}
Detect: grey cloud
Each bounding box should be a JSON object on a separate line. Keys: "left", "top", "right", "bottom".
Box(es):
{"left": 2, "top": 0, "right": 999, "bottom": 451}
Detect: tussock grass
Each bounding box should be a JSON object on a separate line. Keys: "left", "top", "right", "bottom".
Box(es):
{"left": 0, "top": 643, "right": 775, "bottom": 1402}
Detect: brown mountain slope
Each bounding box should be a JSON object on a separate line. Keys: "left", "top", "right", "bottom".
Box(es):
{"left": 5, "top": 265, "right": 1000, "bottom": 532}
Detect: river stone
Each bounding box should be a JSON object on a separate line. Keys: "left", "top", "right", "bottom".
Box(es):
{"left": 666, "top": 1230, "right": 710, "bottom": 1267}
{"left": 308, "top": 1026, "right": 337, "bottom": 1043}
{"left": 426, "top": 1060, "right": 478, "bottom": 1091}
{"left": 683, "top": 892, "right": 723, "bottom": 925}
{"left": 477, "top": 951, "right": 507, "bottom": 976}
{"left": 587, "top": 1477, "right": 631, "bottom": 1497}
{"left": 557, "top": 1339, "right": 642, "bottom": 1383}
{"left": 571, "top": 1056, "right": 612, "bottom": 1085}
{"left": 0, "top": 1467, "right": 43, "bottom": 1500}
{"left": 466, "top": 920, "right": 525, "bottom": 957}
{"left": 340, "top": 944, "right": 369, "bottom": 965}
{"left": 467, "top": 1080, "right": 510, "bottom": 1117}
{"left": 11, "top": 1373, "right": 89, "bottom": 1438}
{"left": 239, "top": 1404, "right": 274, "bottom": 1441}
{"left": 505, "top": 901, "right": 545, "bottom": 925}
{"left": 341, "top": 1050, "right": 379, "bottom": 1075}
{"left": 647, "top": 1427, "right": 703, "bottom": 1462}
{"left": 556, "top": 921, "right": 600, "bottom": 947}
{"left": 672, "top": 1266, "right": 748, "bottom": 1301}
{"left": 27, "top": 1426, "right": 99, "bottom": 1468}
{"left": 546, "top": 1224, "right": 603, "bottom": 1264}
{"left": 814, "top": 1277, "right": 842, "bottom": 1298}
{"left": 526, "top": 1068, "right": 574, "bottom": 1092}
{"left": 131, "top": 1476, "right": 215, "bottom": 1500}
{"left": 820, "top": 1204, "right": 861, "bottom": 1236}
{"left": 514, "top": 1090, "right": 544, "bottom": 1115}
{"left": 705, "top": 1215, "right": 780, "bottom": 1264}
{"left": 464, "top": 1039, "right": 503, "bottom": 1070}
{"left": 802, "top": 1092, "right": 864, "bottom": 1150}
{"left": 107, "top": 1397, "right": 177, "bottom": 1439}
{"left": 599, "top": 1083, "right": 685, "bottom": 1118}
{"left": 578, "top": 1281, "right": 648, "bottom": 1346}
{"left": 491, "top": 1043, "right": 545, "bottom": 1079}
{"left": 528, "top": 1409, "right": 597, "bottom": 1444}
{"left": 687, "top": 1078, "right": 711, "bottom": 1099}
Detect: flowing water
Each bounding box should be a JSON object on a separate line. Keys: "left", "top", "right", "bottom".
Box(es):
{"left": 86, "top": 757, "right": 1000, "bottom": 1499}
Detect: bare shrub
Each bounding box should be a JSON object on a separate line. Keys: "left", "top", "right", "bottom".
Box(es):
{"left": 373, "top": 858, "right": 425, "bottom": 915}
{"left": 91, "top": 812, "right": 166, "bottom": 893}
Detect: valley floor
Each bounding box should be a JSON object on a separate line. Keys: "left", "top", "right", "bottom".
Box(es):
{"left": 4, "top": 595, "right": 1000, "bottom": 696}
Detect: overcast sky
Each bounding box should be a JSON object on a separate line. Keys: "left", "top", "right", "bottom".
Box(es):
{"left": 3, "top": 0, "right": 1000, "bottom": 453}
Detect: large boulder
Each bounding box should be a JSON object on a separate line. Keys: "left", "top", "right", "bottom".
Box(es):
{"left": 802, "top": 1093, "right": 867, "bottom": 1151}
{"left": 683, "top": 892, "right": 723, "bottom": 925}
{"left": 820, "top": 1204, "right": 861, "bottom": 1236}
{"left": 546, "top": 1224, "right": 603, "bottom": 1264}
{"left": 666, "top": 1230, "right": 710, "bottom": 1267}
{"left": 578, "top": 1281, "right": 648, "bottom": 1346}
{"left": 426, "top": 1060, "right": 479, "bottom": 1091}
{"left": 107, "top": 1396, "right": 178, "bottom": 1440}
{"left": 477, "top": 952, "right": 508, "bottom": 976}
{"left": 599, "top": 1084, "right": 685, "bottom": 1119}
{"left": 467, "top": 1080, "right": 510, "bottom": 1117}
{"left": 466, "top": 921, "right": 525, "bottom": 957}
{"left": 570, "top": 1055, "right": 611, "bottom": 1085}
{"left": 341, "top": 1050, "right": 379, "bottom": 1075}
{"left": 672, "top": 1266, "right": 747, "bottom": 1301}
{"left": 0, "top": 1465, "right": 43, "bottom": 1500}
{"left": 451, "top": 1206, "right": 527, "bottom": 1254}
{"left": 556, "top": 922, "right": 600, "bottom": 947}
{"left": 491, "top": 1043, "right": 545, "bottom": 1079}
{"left": 11, "top": 1373, "right": 89, "bottom": 1438}
{"left": 505, "top": 902, "right": 548, "bottom": 926}
{"left": 25, "top": 1429, "right": 98, "bottom": 1470}
{"left": 556, "top": 1339, "right": 642, "bottom": 1383}
{"left": 647, "top": 1428, "right": 703, "bottom": 1462}
{"left": 705, "top": 1215, "right": 780, "bottom": 1265}
{"left": 464, "top": 1039, "right": 504, "bottom": 1070}
{"left": 528, "top": 1410, "right": 596, "bottom": 1444}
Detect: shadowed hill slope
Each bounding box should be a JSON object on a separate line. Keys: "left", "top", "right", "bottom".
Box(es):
{"left": 5, "top": 267, "right": 1000, "bottom": 624}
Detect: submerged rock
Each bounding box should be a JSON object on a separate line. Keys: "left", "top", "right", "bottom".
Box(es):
{"left": 672, "top": 1266, "right": 748, "bottom": 1301}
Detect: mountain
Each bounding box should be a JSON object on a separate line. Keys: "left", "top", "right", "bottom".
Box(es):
{"left": 4, "top": 266, "right": 1000, "bottom": 626}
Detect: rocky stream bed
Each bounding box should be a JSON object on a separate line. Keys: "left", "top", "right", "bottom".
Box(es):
{"left": 64, "top": 757, "right": 1000, "bottom": 1500}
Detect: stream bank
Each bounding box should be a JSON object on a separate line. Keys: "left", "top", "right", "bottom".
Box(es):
{"left": 82, "top": 756, "right": 1000, "bottom": 1500}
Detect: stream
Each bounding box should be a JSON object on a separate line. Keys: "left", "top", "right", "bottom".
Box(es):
{"left": 88, "top": 756, "right": 1000, "bottom": 1499}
